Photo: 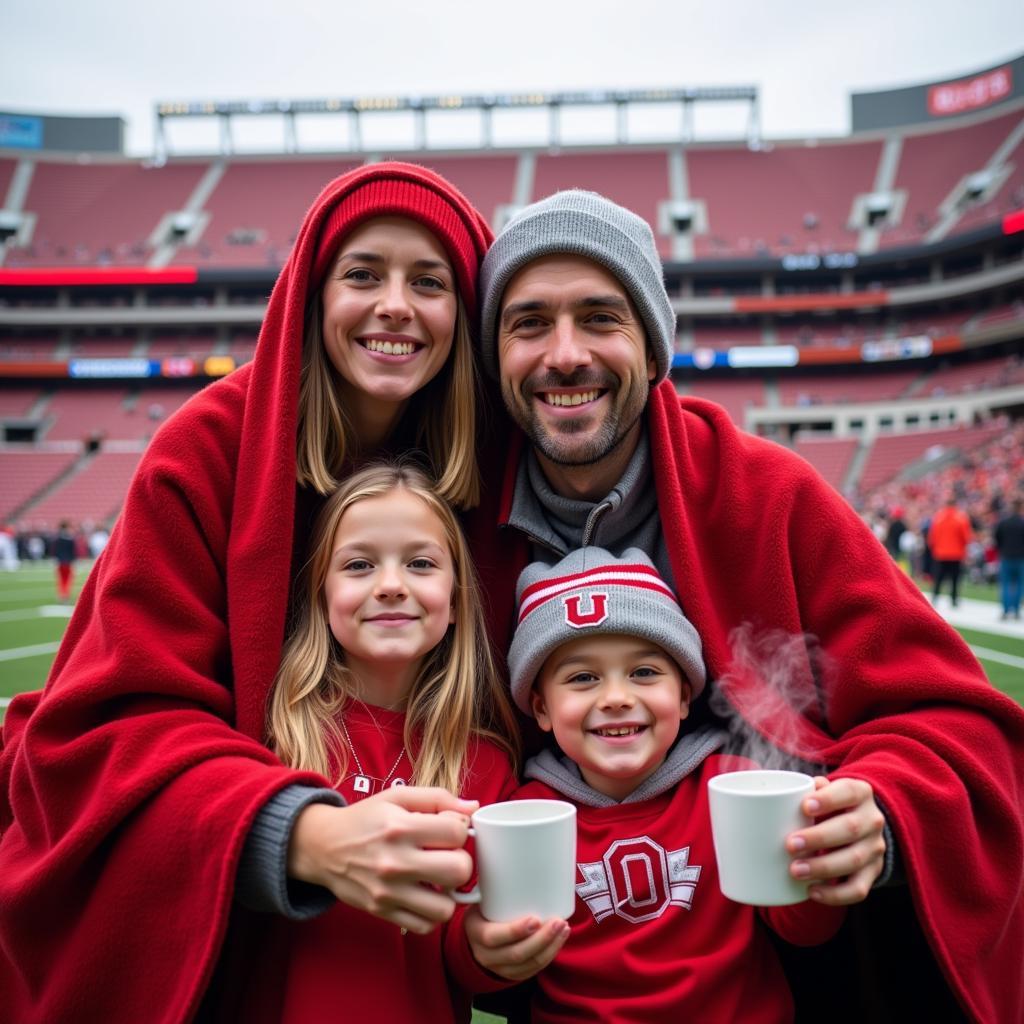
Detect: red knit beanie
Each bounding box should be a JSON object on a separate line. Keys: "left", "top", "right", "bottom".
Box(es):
{"left": 310, "top": 162, "right": 493, "bottom": 318}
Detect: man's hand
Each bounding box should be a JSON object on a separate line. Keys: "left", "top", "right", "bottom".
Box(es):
{"left": 786, "top": 775, "right": 886, "bottom": 905}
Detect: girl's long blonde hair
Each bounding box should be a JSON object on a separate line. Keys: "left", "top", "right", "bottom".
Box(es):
{"left": 295, "top": 295, "right": 481, "bottom": 509}
{"left": 268, "top": 462, "right": 518, "bottom": 793}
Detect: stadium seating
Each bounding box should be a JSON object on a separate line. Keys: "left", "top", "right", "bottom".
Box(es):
{"left": 145, "top": 331, "right": 219, "bottom": 361}
{"left": 413, "top": 156, "right": 517, "bottom": 232}
{"left": 39, "top": 390, "right": 153, "bottom": 442}
{"left": 690, "top": 323, "right": 763, "bottom": 350}
{"left": 0, "top": 449, "right": 80, "bottom": 520}
{"left": 5, "top": 162, "right": 206, "bottom": 266}
{"left": 0, "top": 334, "right": 61, "bottom": 361}
{"left": 791, "top": 435, "right": 859, "bottom": 492}
{"left": 29, "top": 451, "right": 143, "bottom": 525}
{"left": 776, "top": 370, "right": 920, "bottom": 406}
{"left": 0, "top": 390, "right": 41, "bottom": 417}
{"left": 687, "top": 139, "right": 881, "bottom": 258}
{"left": 681, "top": 379, "right": 766, "bottom": 425}
{"left": 170, "top": 159, "right": 361, "bottom": 267}
{"left": 919, "top": 355, "right": 1024, "bottom": 395}
{"left": 532, "top": 152, "right": 673, "bottom": 256}
{"left": 857, "top": 422, "right": 1006, "bottom": 492}
{"left": 880, "top": 109, "right": 1023, "bottom": 248}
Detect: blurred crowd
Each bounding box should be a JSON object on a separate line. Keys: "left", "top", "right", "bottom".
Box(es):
{"left": 0, "top": 520, "right": 109, "bottom": 569}
{"left": 858, "top": 419, "right": 1024, "bottom": 606}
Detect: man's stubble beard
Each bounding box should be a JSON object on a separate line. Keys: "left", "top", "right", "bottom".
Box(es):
{"left": 501, "top": 374, "right": 649, "bottom": 468}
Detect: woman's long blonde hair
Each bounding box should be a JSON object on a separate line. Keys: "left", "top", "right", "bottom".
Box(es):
{"left": 268, "top": 462, "right": 518, "bottom": 792}
{"left": 295, "top": 295, "right": 481, "bottom": 509}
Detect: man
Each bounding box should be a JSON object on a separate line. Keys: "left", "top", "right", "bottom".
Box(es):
{"left": 465, "top": 191, "right": 1024, "bottom": 1022}
{"left": 995, "top": 497, "right": 1024, "bottom": 620}
{"left": 928, "top": 493, "right": 972, "bottom": 607}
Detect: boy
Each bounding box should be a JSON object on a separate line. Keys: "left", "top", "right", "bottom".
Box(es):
{"left": 463, "top": 548, "right": 847, "bottom": 1022}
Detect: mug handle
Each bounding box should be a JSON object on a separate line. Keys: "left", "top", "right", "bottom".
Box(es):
{"left": 450, "top": 826, "right": 480, "bottom": 904}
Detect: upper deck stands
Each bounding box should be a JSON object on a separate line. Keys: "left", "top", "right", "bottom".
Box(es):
{"left": 145, "top": 331, "right": 219, "bottom": 361}
{"left": 679, "top": 379, "right": 765, "bottom": 426}
{"left": 881, "top": 110, "right": 1023, "bottom": 248}
{"left": 791, "top": 436, "right": 859, "bottom": 492}
{"left": 776, "top": 371, "right": 920, "bottom": 406}
{"left": 172, "top": 159, "right": 361, "bottom": 268}
{"left": 532, "top": 151, "right": 673, "bottom": 257}
{"left": 0, "top": 334, "right": 60, "bottom": 361}
{"left": 921, "top": 355, "right": 1024, "bottom": 396}
{"left": 40, "top": 390, "right": 148, "bottom": 442}
{"left": 0, "top": 159, "right": 17, "bottom": 205}
{"left": 687, "top": 140, "right": 880, "bottom": 259}
{"left": 6, "top": 162, "right": 205, "bottom": 267}
{"left": 953, "top": 128, "right": 1024, "bottom": 235}
{"left": 0, "top": 390, "right": 41, "bottom": 417}
{"left": 857, "top": 422, "right": 1005, "bottom": 492}
{"left": 0, "top": 449, "right": 80, "bottom": 521}
{"left": 29, "top": 450, "right": 143, "bottom": 526}
{"left": 690, "top": 323, "right": 763, "bottom": 350}
{"left": 415, "top": 156, "right": 517, "bottom": 232}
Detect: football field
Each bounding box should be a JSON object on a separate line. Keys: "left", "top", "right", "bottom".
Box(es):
{"left": 1, "top": 560, "right": 1022, "bottom": 711}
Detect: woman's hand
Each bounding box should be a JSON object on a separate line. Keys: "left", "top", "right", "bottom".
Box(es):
{"left": 464, "top": 907, "right": 570, "bottom": 981}
{"left": 786, "top": 775, "right": 887, "bottom": 906}
{"left": 288, "top": 786, "right": 478, "bottom": 934}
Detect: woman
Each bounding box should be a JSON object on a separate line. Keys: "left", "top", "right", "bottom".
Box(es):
{"left": 0, "top": 163, "right": 502, "bottom": 1023}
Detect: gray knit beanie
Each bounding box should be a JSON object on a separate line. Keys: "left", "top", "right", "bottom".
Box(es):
{"left": 507, "top": 547, "right": 705, "bottom": 715}
{"left": 478, "top": 190, "right": 676, "bottom": 384}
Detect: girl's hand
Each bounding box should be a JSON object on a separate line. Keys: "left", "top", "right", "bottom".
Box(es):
{"left": 464, "top": 907, "right": 570, "bottom": 981}
{"left": 785, "top": 775, "right": 886, "bottom": 906}
{"left": 288, "top": 786, "right": 479, "bottom": 934}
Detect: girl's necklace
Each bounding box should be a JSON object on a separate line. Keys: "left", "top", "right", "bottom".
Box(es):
{"left": 339, "top": 712, "right": 408, "bottom": 796}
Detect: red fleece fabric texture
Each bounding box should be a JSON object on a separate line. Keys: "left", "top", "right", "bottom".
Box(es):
{"left": 0, "top": 163, "right": 494, "bottom": 1024}
{"left": 464, "top": 383, "right": 1024, "bottom": 1024}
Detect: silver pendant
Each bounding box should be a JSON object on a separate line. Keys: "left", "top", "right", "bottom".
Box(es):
{"left": 353, "top": 775, "right": 371, "bottom": 794}
{"left": 390, "top": 777, "right": 407, "bottom": 788}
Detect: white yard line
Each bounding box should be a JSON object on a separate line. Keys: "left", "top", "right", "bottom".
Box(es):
{"left": 0, "top": 606, "right": 73, "bottom": 623}
{"left": 0, "top": 641, "right": 60, "bottom": 663}
{"left": 969, "top": 645, "right": 1024, "bottom": 671}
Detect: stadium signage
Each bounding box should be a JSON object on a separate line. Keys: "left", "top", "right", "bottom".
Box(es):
{"left": 781, "top": 252, "right": 859, "bottom": 271}
{"left": 727, "top": 346, "right": 799, "bottom": 369}
{"left": 69, "top": 358, "right": 159, "bottom": 379}
{"left": 861, "top": 336, "right": 933, "bottom": 363}
{"left": 928, "top": 65, "right": 1013, "bottom": 117}
{"left": 0, "top": 114, "right": 43, "bottom": 149}
{"left": 204, "top": 356, "right": 236, "bottom": 377}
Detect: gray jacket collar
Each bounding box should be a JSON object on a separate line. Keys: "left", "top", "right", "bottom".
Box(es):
{"left": 507, "top": 429, "right": 658, "bottom": 557}
{"left": 523, "top": 725, "right": 727, "bottom": 808}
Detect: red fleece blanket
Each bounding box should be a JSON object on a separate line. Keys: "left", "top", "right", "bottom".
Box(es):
{"left": 0, "top": 163, "right": 494, "bottom": 1024}
{"left": 465, "top": 383, "right": 1024, "bottom": 1024}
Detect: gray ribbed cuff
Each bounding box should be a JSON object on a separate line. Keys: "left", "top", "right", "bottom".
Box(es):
{"left": 236, "top": 784, "right": 344, "bottom": 919}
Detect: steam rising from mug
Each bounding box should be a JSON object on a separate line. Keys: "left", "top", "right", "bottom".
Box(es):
{"left": 708, "top": 624, "right": 836, "bottom": 771}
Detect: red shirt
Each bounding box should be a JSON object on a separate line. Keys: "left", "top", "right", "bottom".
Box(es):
{"left": 510, "top": 757, "right": 843, "bottom": 1024}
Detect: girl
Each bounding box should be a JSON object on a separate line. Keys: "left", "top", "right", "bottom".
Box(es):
{"left": 244, "top": 461, "right": 518, "bottom": 1023}
{"left": 0, "top": 163, "right": 498, "bottom": 1023}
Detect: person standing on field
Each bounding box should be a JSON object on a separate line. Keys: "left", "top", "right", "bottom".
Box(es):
{"left": 928, "top": 494, "right": 972, "bottom": 607}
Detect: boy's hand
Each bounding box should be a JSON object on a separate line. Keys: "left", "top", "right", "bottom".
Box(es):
{"left": 464, "top": 906, "right": 570, "bottom": 981}
{"left": 785, "top": 775, "right": 886, "bottom": 906}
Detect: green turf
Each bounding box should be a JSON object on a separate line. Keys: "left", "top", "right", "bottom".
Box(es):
{"left": 957, "top": 627, "right": 1024, "bottom": 704}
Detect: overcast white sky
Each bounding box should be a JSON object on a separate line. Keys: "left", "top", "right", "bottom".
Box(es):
{"left": 2, "top": 0, "right": 1023, "bottom": 155}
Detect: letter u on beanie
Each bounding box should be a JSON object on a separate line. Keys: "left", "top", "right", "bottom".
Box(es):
{"left": 507, "top": 547, "right": 705, "bottom": 714}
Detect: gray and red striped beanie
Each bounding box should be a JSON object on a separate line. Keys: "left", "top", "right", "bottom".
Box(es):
{"left": 507, "top": 547, "right": 705, "bottom": 715}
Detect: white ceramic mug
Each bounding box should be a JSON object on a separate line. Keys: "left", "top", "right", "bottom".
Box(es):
{"left": 707, "top": 769, "right": 814, "bottom": 906}
{"left": 452, "top": 798, "right": 577, "bottom": 921}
